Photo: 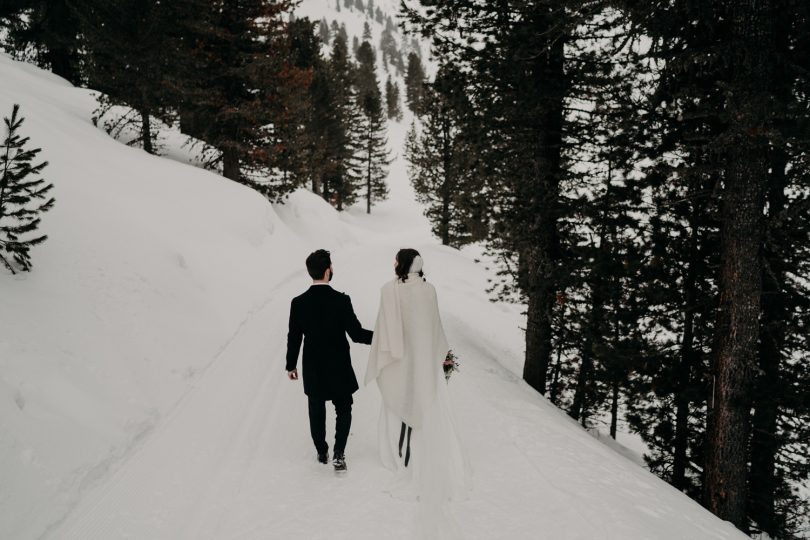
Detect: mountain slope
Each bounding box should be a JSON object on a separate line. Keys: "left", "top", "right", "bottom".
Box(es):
{"left": 0, "top": 22, "right": 746, "bottom": 540}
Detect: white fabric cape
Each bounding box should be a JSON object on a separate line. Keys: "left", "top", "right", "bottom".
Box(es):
{"left": 365, "top": 276, "right": 471, "bottom": 539}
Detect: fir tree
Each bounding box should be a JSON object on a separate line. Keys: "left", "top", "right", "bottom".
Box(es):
{"left": 173, "top": 0, "right": 299, "bottom": 193}
{"left": 0, "top": 0, "right": 83, "bottom": 85}
{"left": 338, "top": 23, "right": 348, "bottom": 46}
{"left": 404, "top": 52, "right": 426, "bottom": 115}
{"left": 80, "top": 0, "right": 179, "bottom": 155}
{"left": 0, "top": 105, "right": 54, "bottom": 274}
{"left": 384, "top": 76, "right": 403, "bottom": 121}
{"left": 405, "top": 66, "right": 485, "bottom": 246}
{"left": 320, "top": 32, "right": 362, "bottom": 210}
{"left": 318, "top": 18, "right": 330, "bottom": 44}
{"left": 271, "top": 17, "right": 321, "bottom": 190}
{"left": 380, "top": 26, "right": 398, "bottom": 69}
{"left": 355, "top": 41, "right": 390, "bottom": 213}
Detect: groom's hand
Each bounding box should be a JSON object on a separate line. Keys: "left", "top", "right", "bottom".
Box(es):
{"left": 287, "top": 369, "right": 299, "bottom": 381}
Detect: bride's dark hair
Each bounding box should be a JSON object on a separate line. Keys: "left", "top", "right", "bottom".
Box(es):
{"left": 395, "top": 248, "right": 424, "bottom": 282}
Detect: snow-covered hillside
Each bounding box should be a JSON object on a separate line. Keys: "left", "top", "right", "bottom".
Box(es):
{"left": 0, "top": 4, "right": 749, "bottom": 539}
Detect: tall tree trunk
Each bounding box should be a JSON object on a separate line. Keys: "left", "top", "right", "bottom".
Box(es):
{"left": 609, "top": 378, "right": 619, "bottom": 439}
{"left": 366, "top": 162, "right": 372, "bottom": 214}
{"left": 43, "top": 0, "right": 80, "bottom": 85}
{"left": 140, "top": 109, "right": 154, "bottom": 155}
{"left": 222, "top": 147, "right": 240, "bottom": 182}
{"left": 45, "top": 47, "right": 78, "bottom": 86}
{"left": 440, "top": 117, "right": 451, "bottom": 245}
{"left": 366, "top": 125, "right": 372, "bottom": 214}
{"left": 704, "top": 1, "right": 770, "bottom": 529}
{"left": 549, "top": 296, "right": 565, "bottom": 405}
{"left": 521, "top": 8, "right": 565, "bottom": 396}
{"left": 747, "top": 146, "right": 787, "bottom": 537}
{"left": 609, "top": 263, "right": 622, "bottom": 440}
{"left": 673, "top": 202, "right": 701, "bottom": 490}
{"left": 570, "top": 293, "right": 599, "bottom": 422}
{"left": 524, "top": 265, "right": 557, "bottom": 395}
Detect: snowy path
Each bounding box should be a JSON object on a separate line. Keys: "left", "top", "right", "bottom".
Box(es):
{"left": 45, "top": 241, "right": 747, "bottom": 540}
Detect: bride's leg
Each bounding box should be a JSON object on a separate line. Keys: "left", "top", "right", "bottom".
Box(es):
{"left": 404, "top": 426, "right": 412, "bottom": 467}
{"left": 398, "top": 422, "right": 407, "bottom": 458}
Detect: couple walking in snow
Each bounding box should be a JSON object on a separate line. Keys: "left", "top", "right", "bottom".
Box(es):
{"left": 285, "top": 248, "right": 469, "bottom": 519}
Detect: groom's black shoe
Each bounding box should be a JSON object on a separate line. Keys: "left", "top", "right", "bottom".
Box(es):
{"left": 333, "top": 453, "right": 347, "bottom": 472}
{"left": 317, "top": 451, "right": 329, "bottom": 464}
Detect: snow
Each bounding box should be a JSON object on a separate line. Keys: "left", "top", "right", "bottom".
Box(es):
{"left": 0, "top": 4, "right": 748, "bottom": 539}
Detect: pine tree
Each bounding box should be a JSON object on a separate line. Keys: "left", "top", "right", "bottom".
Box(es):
{"left": 338, "top": 23, "right": 348, "bottom": 45}
{"left": 318, "top": 18, "right": 330, "bottom": 44}
{"left": 380, "top": 26, "right": 398, "bottom": 70}
{"left": 404, "top": 52, "right": 426, "bottom": 115}
{"left": 0, "top": 105, "right": 54, "bottom": 274}
{"left": 172, "top": 0, "right": 298, "bottom": 191}
{"left": 0, "top": 0, "right": 83, "bottom": 85}
{"left": 319, "top": 32, "right": 362, "bottom": 210}
{"left": 271, "top": 17, "right": 321, "bottom": 191}
{"left": 80, "top": 0, "right": 179, "bottom": 155}
{"left": 354, "top": 41, "right": 390, "bottom": 213}
{"left": 405, "top": 66, "right": 485, "bottom": 246}
{"left": 385, "top": 76, "right": 403, "bottom": 121}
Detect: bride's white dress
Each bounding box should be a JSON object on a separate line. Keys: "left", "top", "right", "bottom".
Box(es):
{"left": 365, "top": 273, "right": 471, "bottom": 538}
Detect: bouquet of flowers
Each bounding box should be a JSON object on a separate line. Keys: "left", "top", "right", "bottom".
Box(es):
{"left": 443, "top": 350, "right": 460, "bottom": 382}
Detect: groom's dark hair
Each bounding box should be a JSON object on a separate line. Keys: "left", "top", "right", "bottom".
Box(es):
{"left": 306, "top": 249, "right": 332, "bottom": 280}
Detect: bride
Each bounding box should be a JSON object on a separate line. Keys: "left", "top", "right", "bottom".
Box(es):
{"left": 365, "top": 248, "right": 470, "bottom": 538}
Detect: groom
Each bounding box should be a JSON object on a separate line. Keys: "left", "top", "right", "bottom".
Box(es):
{"left": 286, "top": 249, "right": 373, "bottom": 472}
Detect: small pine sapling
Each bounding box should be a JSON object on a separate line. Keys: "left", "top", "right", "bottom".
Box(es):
{"left": 0, "top": 105, "right": 54, "bottom": 273}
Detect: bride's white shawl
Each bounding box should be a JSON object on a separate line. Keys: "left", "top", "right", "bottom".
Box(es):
{"left": 366, "top": 274, "right": 471, "bottom": 539}
{"left": 365, "top": 275, "right": 450, "bottom": 428}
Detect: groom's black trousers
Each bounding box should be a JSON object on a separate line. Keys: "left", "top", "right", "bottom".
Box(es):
{"left": 308, "top": 395, "right": 353, "bottom": 456}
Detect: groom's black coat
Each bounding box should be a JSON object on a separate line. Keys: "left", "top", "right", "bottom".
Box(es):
{"left": 286, "top": 285, "right": 373, "bottom": 399}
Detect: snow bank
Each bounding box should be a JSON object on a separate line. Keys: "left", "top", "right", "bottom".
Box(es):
{"left": 0, "top": 52, "right": 303, "bottom": 538}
